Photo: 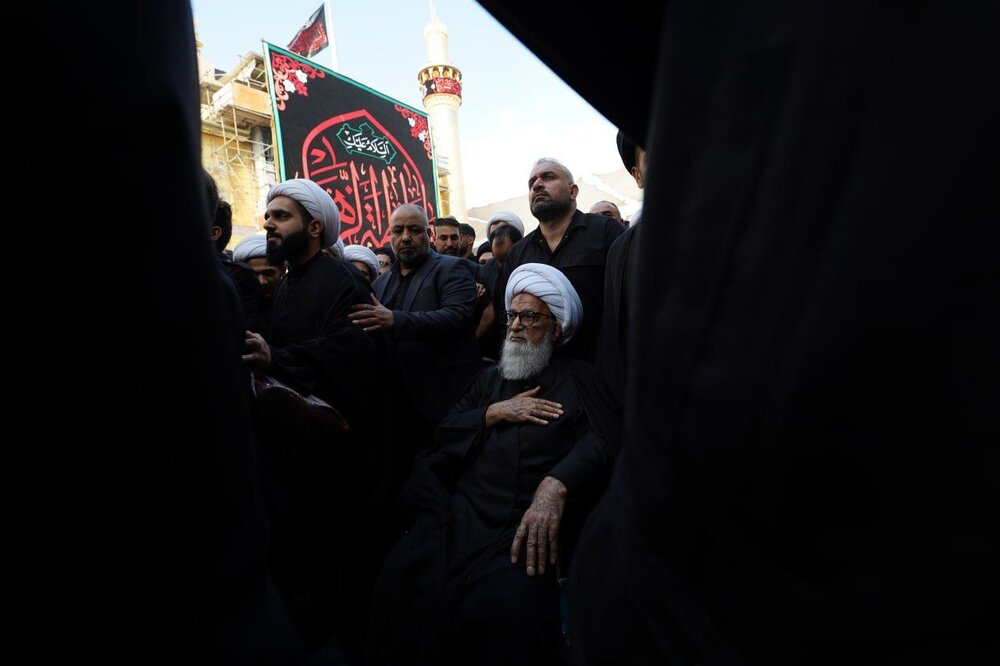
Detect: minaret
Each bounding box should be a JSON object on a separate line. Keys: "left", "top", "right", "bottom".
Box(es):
{"left": 418, "top": 2, "right": 467, "bottom": 221}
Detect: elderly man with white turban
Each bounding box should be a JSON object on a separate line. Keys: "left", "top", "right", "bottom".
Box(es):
{"left": 369, "top": 262, "right": 620, "bottom": 666}
{"left": 242, "top": 178, "right": 385, "bottom": 655}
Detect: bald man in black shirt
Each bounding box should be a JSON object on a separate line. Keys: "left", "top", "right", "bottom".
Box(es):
{"left": 498, "top": 158, "right": 624, "bottom": 363}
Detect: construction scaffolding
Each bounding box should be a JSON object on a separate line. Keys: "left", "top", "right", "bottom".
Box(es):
{"left": 199, "top": 51, "right": 278, "bottom": 241}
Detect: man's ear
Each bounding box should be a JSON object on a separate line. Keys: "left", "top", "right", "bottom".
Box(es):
{"left": 553, "top": 322, "right": 563, "bottom": 342}
{"left": 631, "top": 166, "right": 644, "bottom": 189}
{"left": 569, "top": 183, "right": 579, "bottom": 200}
{"left": 210, "top": 226, "right": 222, "bottom": 242}
{"left": 308, "top": 219, "right": 324, "bottom": 239}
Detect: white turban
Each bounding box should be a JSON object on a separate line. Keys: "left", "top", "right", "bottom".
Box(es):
{"left": 504, "top": 263, "right": 582, "bottom": 346}
{"left": 232, "top": 232, "right": 267, "bottom": 263}
{"left": 267, "top": 178, "right": 341, "bottom": 247}
{"left": 343, "top": 244, "right": 380, "bottom": 279}
{"left": 488, "top": 210, "right": 524, "bottom": 236}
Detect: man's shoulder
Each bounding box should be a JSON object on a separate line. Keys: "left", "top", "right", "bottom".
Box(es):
{"left": 311, "top": 254, "right": 372, "bottom": 297}
{"left": 608, "top": 224, "right": 638, "bottom": 258}
{"left": 429, "top": 252, "right": 460, "bottom": 268}
{"left": 508, "top": 229, "right": 542, "bottom": 261}
{"left": 219, "top": 256, "right": 260, "bottom": 293}
{"left": 220, "top": 254, "right": 255, "bottom": 277}
{"left": 372, "top": 269, "right": 390, "bottom": 291}
{"left": 554, "top": 353, "right": 599, "bottom": 378}
{"left": 583, "top": 212, "right": 626, "bottom": 235}
{"left": 550, "top": 354, "right": 610, "bottom": 404}
{"left": 479, "top": 258, "right": 498, "bottom": 279}
{"left": 430, "top": 252, "right": 476, "bottom": 278}
{"left": 312, "top": 252, "right": 353, "bottom": 277}
{"left": 470, "top": 362, "right": 502, "bottom": 391}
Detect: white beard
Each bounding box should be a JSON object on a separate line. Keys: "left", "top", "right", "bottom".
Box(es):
{"left": 499, "top": 330, "right": 556, "bottom": 381}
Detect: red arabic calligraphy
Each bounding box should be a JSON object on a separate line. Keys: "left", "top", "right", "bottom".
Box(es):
{"left": 302, "top": 110, "right": 437, "bottom": 248}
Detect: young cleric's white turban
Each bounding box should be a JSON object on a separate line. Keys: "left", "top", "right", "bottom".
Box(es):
{"left": 342, "top": 244, "right": 380, "bottom": 279}
{"left": 232, "top": 232, "right": 267, "bottom": 263}
{"left": 266, "top": 178, "right": 341, "bottom": 248}
{"left": 487, "top": 210, "right": 524, "bottom": 236}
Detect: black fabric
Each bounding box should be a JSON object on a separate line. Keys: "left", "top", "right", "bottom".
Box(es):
{"left": 556, "top": 1, "right": 999, "bottom": 664}
{"left": 478, "top": 258, "right": 499, "bottom": 298}
{"left": 476, "top": 258, "right": 503, "bottom": 359}
{"left": 595, "top": 224, "right": 640, "bottom": 402}
{"left": 372, "top": 251, "right": 484, "bottom": 425}
{"left": 51, "top": 2, "right": 303, "bottom": 663}
{"left": 383, "top": 261, "right": 417, "bottom": 310}
{"left": 268, "top": 251, "right": 380, "bottom": 427}
{"left": 264, "top": 250, "right": 385, "bottom": 658}
{"left": 370, "top": 251, "right": 487, "bottom": 627}
{"left": 498, "top": 210, "right": 625, "bottom": 363}
{"left": 476, "top": 2, "right": 661, "bottom": 146}
{"left": 367, "top": 355, "right": 620, "bottom": 665}
{"left": 220, "top": 252, "right": 264, "bottom": 333}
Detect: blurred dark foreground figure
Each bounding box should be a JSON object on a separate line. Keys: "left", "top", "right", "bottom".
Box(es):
{"left": 44, "top": 2, "right": 304, "bottom": 663}
{"left": 479, "top": 1, "right": 999, "bottom": 664}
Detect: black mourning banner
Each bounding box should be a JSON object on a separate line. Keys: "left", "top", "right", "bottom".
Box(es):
{"left": 287, "top": 4, "right": 328, "bottom": 58}
{"left": 265, "top": 43, "right": 439, "bottom": 249}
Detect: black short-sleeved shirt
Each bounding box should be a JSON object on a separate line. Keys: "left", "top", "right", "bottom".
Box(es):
{"left": 499, "top": 210, "right": 625, "bottom": 362}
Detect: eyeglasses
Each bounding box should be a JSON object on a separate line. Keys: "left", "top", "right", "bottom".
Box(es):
{"left": 504, "top": 309, "right": 555, "bottom": 327}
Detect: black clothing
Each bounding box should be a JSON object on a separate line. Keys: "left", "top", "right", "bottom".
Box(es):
{"left": 367, "top": 355, "right": 620, "bottom": 665}
{"left": 61, "top": 2, "right": 303, "bottom": 662}
{"left": 476, "top": 258, "right": 503, "bottom": 359}
{"left": 269, "top": 252, "right": 379, "bottom": 426}
{"left": 478, "top": 258, "right": 500, "bottom": 298}
{"left": 500, "top": 210, "right": 624, "bottom": 362}
{"left": 383, "top": 252, "right": 427, "bottom": 310}
{"left": 384, "top": 269, "right": 413, "bottom": 310}
{"left": 265, "top": 251, "right": 383, "bottom": 657}
{"left": 373, "top": 251, "right": 483, "bottom": 425}
{"left": 220, "top": 252, "right": 263, "bottom": 333}
{"left": 372, "top": 251, "right": 485, "bottom": 544}
{"left": 595, "top": 224, "right": 640, "bottom": 400}
{"left": 475, "top": 1, "right": 1000, "bottom": 664}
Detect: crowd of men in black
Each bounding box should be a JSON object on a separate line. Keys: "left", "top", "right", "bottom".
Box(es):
{"left": 208, "top": 140, "right": 645, "bottom": 664}
{"left": 73, "top": 3, "right": 994, "bottom": 664}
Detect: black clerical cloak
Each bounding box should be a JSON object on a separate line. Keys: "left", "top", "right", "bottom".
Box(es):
{"left": 367, "top": 354, "right": 621, "bottom": 666}
{"left": 268, "top": 252, "right": 380, "bottom": 426}
{"left": 263, "top": 252, "right": 386, "bottom": 656}
{"left": 595, "top": 224, "right": 640, "bottom": 401}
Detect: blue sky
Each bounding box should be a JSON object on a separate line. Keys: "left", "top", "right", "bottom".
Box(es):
{"left": 191, "top": 0, "right": 623, "bottom": 207}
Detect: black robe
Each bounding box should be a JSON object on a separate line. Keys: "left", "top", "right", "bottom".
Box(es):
{"left": 595, "top": 224, "right": 640, "bottom": 401}
{"left": 367, "top": 354, "right": 621, "bottom": 666}
{"left": 477, "top": 258, "right": 503, "bottom": 359}
{"left": 474, "top": 1, "right": 1000, "bottom": 664}
{"left": 268, "top": 252, "right": 380, "bottom": 425}
{"left": 59, "top": 3, "right": 302, "bottom": 662}
{"left": 262, "top": 252, "right": 386, "bottom": 657}
{"left": 220, "top": 253, "right": 263, "bottom": 334}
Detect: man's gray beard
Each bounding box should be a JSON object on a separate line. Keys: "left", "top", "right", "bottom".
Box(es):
{"left": 499, "top": 329, "right": 556, "bottom": 381}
